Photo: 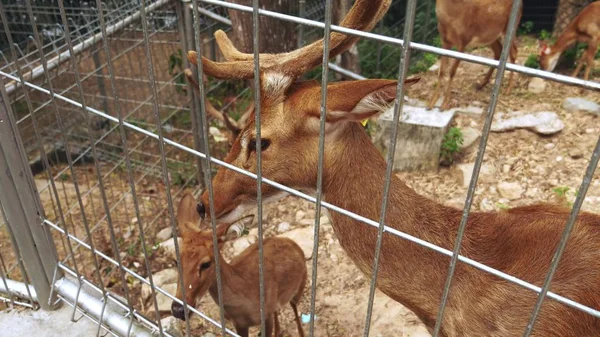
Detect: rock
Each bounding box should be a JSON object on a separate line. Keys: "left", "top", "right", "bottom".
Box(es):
{"left": 159, "top": 237, "right": 183, "bottom": 261}
{"left": 544, "top": 143, "right": 555, "bottom": 150}
{"left": 295, "top": 210, "right": 306, "bottom": 222}
{"left": 453, "top": 162, "right": 496, "bottom": 187}
{"left": 452, "top": 106, "right": 484, "bottom": 119}
{"left": 480, "top": 198, "right": 495, "bottom": 211}
{"left": 202, "top": 333, "right": 217, "bottom": 337}
{"left": 161, "top": 316, "right": 182, "bottom": 337}
{"left": 299, "top": 218, "right": 316, "bottom": 226}
{"left": 562, "top": 97, "right": 600, "bottom": 114}
{"left": 232, "top": 236, "right": 256, "bottom": 255}
{"left": 528, "top": 77, "right": 547, "bottom": 93}
{"left": 156, "top": 227, "right": 173, "bottom": 241}
{"left": 497, "top": 181, "right": 523, "bottom": 200}
{"left": 277, "top": 222, "right": 291, "bottom": 233}
{"left": 371, "top": 105, "right": 456, "bottom": 172}
{"left": 209, "top": 126, "right": 228, "bottom": 142}
{"left": 428, "top": 61, "right": 440, "bottom": 72}
{"left": 155, "top": 283, "right": 178, "bottom": 313}
{"left": 459, "top": 127, "right": 481, "bottom": 150}
{"left": 502, "top": 164, "right": 511, "bottom": 174}
{"left": 277, "top": 227, "right": 315, "bottom": 259}
{"left": 569, "top": 147, "right": 584, "bottom": 159}
{"left": 141, "top": 268, "right": 179, "bottom": 300}
{"left": 491, "top": 111, "right": 564, "bottom": 135}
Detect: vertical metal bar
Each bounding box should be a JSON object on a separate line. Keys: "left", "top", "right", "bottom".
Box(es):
{"left": 92, "top": 35, "right": 109, "bottom": 118}
{"left": 251, "top": 0, "right": 267, "bottom": 336}
{"left": 298, "top": 0, "right": 306, "bottom": 49}
{"left": 522, "top": 136, "right": 600, "bottom": 336}
{"left": 362, "top": 1, "right": 417, "bottom": 336}
{"left": 189, "top": 0, "right": 228, "bottom": 335}
{"left": 308, "top": 0, "right": 333, "bottom": 335}
{"left": 0, "top": 76, "right": 60, "bottom": 310}
{"left": 431, "top": 1, "right": 522, "bottom": 336}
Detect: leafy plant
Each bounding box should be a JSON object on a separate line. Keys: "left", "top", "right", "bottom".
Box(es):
{"left": 496, "top": 202, "right": 509, "bottom": 210}
{"left": 519, "top": 21, "right": 534, "bottom": 36}
{"left": 539, "top": 29, "right": 552, "bottom": 41}
{"left": 524, "top": 54, "right": 540, "bottom": 69}
{"left": 168, "top": 49, "right": 187, "bottom": 96}
{"left": 440, "top": 127, "right": 464, "bottom": 166}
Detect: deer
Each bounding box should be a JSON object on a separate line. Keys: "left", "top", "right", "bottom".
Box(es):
{"left": 184, "top": 68, "right": 255, "bottom": 144}
{"left": 186, "top": 0, "right": 600, "bottom": 335}
{"left": 427, "top": 0, "right": 523, "bottom": 111}
{"left": 538, "top": 1, "right": 600, "bottom": 84}
{"left": 170, "top": 192, "right": 307, "bottom": 337}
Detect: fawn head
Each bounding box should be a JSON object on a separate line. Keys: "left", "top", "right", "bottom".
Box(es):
{"left": 189, "top": 0, "right": 419, "bottom": 222}
{"left": 171, "top": 192, "right": 255, "bottom": 321}
{"left": 538, "top": 40, "right": 560, "bottom": 72}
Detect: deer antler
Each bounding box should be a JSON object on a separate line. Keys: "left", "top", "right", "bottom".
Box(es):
{"left": 188, "top": 0, "right": 391, "bottom": 80}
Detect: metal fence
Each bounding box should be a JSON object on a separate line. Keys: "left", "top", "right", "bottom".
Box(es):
{"left": 0, "top": 0, "right": 599, "bottom": 336}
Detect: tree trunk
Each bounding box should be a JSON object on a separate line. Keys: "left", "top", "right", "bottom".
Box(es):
{"left": 227, "top": 0, "right": 298, "bottom": 54}
{"left": 333, "top": 0, "right": 361, "bottom": 79}
{"left": 552, "top": 0, "right": 590, "bottom": 36}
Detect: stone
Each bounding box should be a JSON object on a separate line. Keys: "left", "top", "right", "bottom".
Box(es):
{"left": 277, "top": 222, "right": 291, "bottom": 233}
{"left": 453, "top": 162, "right": 497, "bottom": 187}
{"left": 428, "top": 61, "right": 440, "bottom": 72}
{"left": 299, "top": 218, "right": 316, "bottom": 226}
{"left": 209, "top": 126, "right": 228, "bottom": 142}
{"left": 562, "top": 97, "right": 600, "bottom": 114}
{"left": 141, "top": 268, "right": 179, "bottom": 300}
{"left": 480, "top": 198, "right": 495, "bottom": 211}
{"left": 502, "top": 164, "right": 511, "bottom": 174}
{"left": 277, "top": 227, "right": 315, "bottom": 259}
{"left": 231, "top": 236, "right": 256, "bottom": 255}
{"left": 160, "top": 316, "right": 182, "bottom": 337}
{"left": 497, "top": 181, "right": 523, "bottom": 200}
{"left": 528, "top": 77, "right": 547, "bottom": 93}
{"left": 155, "top": 283, "right": 178, "bottom": 313}
{"left": 159, "top": 237, "right": 183, "bottom": 261}
{"left": 491, "top": 111, "right": 564, "bottom": 135}
{"left": 295, "top": 210, "right": 306, "bottom": 222}
{"left": 459, "top": 127, "right": 481, "bottom": 150}
{"left": 569, "top": 147, "right": 584, "bottom": 159}
{"left": 371, "top": 104, "right": 455, "bottom": 172}
{"left": 452, "top": 106, "right": 484, "bottom": 119}
{"left": 156, "top": 227, "right": 173, "bottom": 242}
{"left": 202, "top": 333, "right": 217, "bottom": 337}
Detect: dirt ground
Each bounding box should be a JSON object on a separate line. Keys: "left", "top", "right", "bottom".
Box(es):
{"left": 1, "top": 35, "right": 599, "bottom": 337}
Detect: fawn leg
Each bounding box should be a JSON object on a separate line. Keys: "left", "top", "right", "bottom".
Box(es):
{"left": 582, "top": 40, "right": 598, "bottom": 83}
{"left": 274, "top": 311, "right": 282, "bottom": 337}
{"left": 235, "top": 325, "right": 249, "bottom": 337}
{"left": 476, "top": 39, "right": 502, "bottom": 90}
{"left": 440, "top": 45, "right": 465, "bottom": 111}
{"left": 265, "top": 313, "right": 274, "bottom": 337}
{"left": 504, "top": 40, "right": 518, "bottom": 95}
{"left": 291, "top": 302, "right": 305, "bottom": 337}
{"left": 427, "top": 40, "right": 452, "bottom": 110}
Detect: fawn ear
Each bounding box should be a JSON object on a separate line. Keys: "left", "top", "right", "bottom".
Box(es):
{"left": 320, "top": 78, "right": 420, "bottom": 123}
{"left": 177, "top": 192, "right": 200, "bottom": 236}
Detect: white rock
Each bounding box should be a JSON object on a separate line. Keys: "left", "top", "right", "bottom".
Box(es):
{"left": 428, "top": 61, "right": 440, "bottom": 72}
{"left": 159, "top": 237, "right": 183, "bottom": 261}
{"left": 480, "top": 198, "right": 495, "bottom": 211}
{"left": 209, "top": 126, "right": 228, "bottom": 142}
{"left": 161, "top": 316, "right": 182, "bottom": 337}
{"left": 569, "top": 147, "right": 584, "bottom": 159}
{"left": 544, "top": 143, "right": 555, "bottom": 150}
{"left": 502, "top": 164, "right": 511, "bottom": 174}
{"left": 202, "top": 333, "right": 217, "bottom": 337}
{"left": 232, "top": 236, "right": 256, "bottom": 255}
{"left": 497, "top": 181, "right": 523, "bottom": 200}
{"left": 299, "top": 218, "right": 316, "bottom": 226}
{"left": 277, "top": 227, "right": 315, "bottom": 259}
{"left": 277, "top": 222, "right": 291, "bottom": 233}
{"left": 295, "top": 210, "right": 306, "bottom": 222}
{"left": 491, "top": 111, "right": 564, "bottom": 135}
{"left": 454, "top": 162, "right": 496, "bottom": 187}
{"left": 156, "top": 227, "right": 173, "bottom": 241}
{"left": 142, "top": 268, "right": 179, "bottom": 300}
{"left": 528, "top": 77, "right": 547, "bottom": 93}
{"left": 459, "top": 127, "right": 481, "bottom": 150}
{"left": 155, "top": 283, "right": 178, "bottom": 313}
{"left": 562, "top": 97, "right": 600, "bottom": 114}
{"left": 453, "top": 106, "right": 484, "bottom": 118}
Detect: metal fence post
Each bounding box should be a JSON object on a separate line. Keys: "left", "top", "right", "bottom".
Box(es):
{"left": 0, "top": 77, "right": 62, "bottom": 310}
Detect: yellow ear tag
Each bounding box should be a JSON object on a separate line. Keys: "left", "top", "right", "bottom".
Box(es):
{"left": 361, "top": 119, "right": 369, "bottom": 127}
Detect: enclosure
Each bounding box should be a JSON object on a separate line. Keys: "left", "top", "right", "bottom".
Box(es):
{"left": 0, "top": 0, "right": 599, "bottom": 336}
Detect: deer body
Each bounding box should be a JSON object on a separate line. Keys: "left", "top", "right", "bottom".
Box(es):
{"left": 171, "top": 193, "right": 307, "bottom": 337}
{"left": 539, "top": 2, "right": 600, "bottom": 83}
{"left": 184, "top": 0, "right": 600, "bottom": 334}
{"left": 427, "top": 0, "right": 522, "bottom": 110}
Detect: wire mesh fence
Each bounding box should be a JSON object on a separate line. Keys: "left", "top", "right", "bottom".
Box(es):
{"left": 0, "top": 0, "right": 599, "bottom": 336}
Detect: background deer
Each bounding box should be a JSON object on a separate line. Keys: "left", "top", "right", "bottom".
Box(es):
{"left": 187, "top": 0, "right": 600, "bottom": 335}
{"left": 170, "top": 193, "right": 307, "bottom": 337}
{"left": 538, "top": 1, "right": 600, "bottom": 83}
{"left": 427, "top": 0, "right": 522, "bottom": 110}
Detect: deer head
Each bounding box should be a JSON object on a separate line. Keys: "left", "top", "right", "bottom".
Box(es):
{"left": 537, "top": 40, "right": 560, "bottom": 72}
{"left": 171, "top": 192, "right": 255, "bottom": 320}
{"left": 188, "top": 0, "right": 419, "bottom": 222}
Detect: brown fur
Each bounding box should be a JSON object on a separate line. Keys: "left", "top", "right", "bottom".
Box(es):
{"left": 171, "top": 193, "right": 307, "bottom": 337}
{"left": 538, "top": 2, "right": 600, "bottom": 84}
{"left": 190, "top": 0, "right": 600, "bottom": 335}
{"left": 427, "top": 0, "right": 522, "bottom": 110}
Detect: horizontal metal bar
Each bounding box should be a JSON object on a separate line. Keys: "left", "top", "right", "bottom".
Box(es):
{"left": 200, "top": 0, "right": 600, "bottom": 90}
{"left": 3, "top": 0, "right": 173, "bottom": 95}
{"left": 0, "top": 278, "right": 38, "bottom": 303}
{"left": 53, "top": 276, "right": 153, "bottom": 337}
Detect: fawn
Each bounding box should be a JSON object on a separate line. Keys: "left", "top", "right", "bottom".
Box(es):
{"left": 170, "top": 192, "right": 307, "bottom": 337}
{"left": 538, "top": 1, "right": 600, "bottom": 83}
{"left": 427, "top": 0, "right": 522, "bottom": 110}
{"left": 186, "top": 0, "right": 600, "bottom": 335}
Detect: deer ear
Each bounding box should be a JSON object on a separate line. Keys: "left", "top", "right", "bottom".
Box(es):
{"left": 322, "top": 78, "right": 420, "bottom": 123}
{"left": 177, "top": 192, "right": 200, "bottom": 235}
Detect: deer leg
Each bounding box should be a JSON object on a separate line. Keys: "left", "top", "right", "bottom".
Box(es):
{"left": 265, "top": 313, "right": 274, "bottom": 337}
{"left": 235, "top": 325, "right": 249, "bottom": 337}
{"left": 290, "top": 302, "right": 305, "bottom": 337}
{"left": 440, "top": 45, "right": 465, "bottom": 111}
{"left": 476, "top": 40, "right": 502, "bottom": 91}
{"left": 427, "top": 41, "right": 452, "bottom": 110}
{"left": 274, "top": 311, "right": 281, "bottom": 337}
{"left": 580, "top": 40, "right": 598, "bottom": 93}
{"left": 504, "top": 40, "right": 519, "bottom": 95}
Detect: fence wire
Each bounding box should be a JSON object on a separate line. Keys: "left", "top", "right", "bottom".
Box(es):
{"left": 0, "top": 0, "right": 599, "bottom": 336}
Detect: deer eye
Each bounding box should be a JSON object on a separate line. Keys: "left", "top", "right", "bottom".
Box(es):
{"left": 249, "top": 138, "right": 271, "bottom": 152}
{"left": 199, "top": 261, "right": 211, "bottom": 271}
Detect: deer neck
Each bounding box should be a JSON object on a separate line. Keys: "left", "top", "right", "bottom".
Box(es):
{"left": 207, "top": 252, "right": 247, "bottom": 309}
{"left": 543, "top": 29, "right": 578, "bottom": 71}
{"left": 321, "top": 122, "right": 462, "bottom": 322}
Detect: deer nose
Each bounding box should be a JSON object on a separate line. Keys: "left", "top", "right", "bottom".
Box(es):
{"left": 171, "top": 301, "right": 186, "bottom": 321}
{"left": 196, "top": 202, "right": 206, "bottom": 219}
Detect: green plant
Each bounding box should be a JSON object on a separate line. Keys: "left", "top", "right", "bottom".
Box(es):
{"left": 168, "top": 49, "right": 187, "bottom": 96}
{"left": 552, "top": 186, "right": 570, "bottom": 198}
{"left": 59, "top": 173, "right": 70, "bottom": 181}
{"left": 409, "top": 52, "right": 439, "bottom": 74}
{"left": 496, "top": 202, "right": 509, "bottom": 210}
{"left": 539, "top": 29, "right": 552, "bottom": 41}
{"left": 440, "top": 127, "right": 464, "bottom": 166}
{"left": 524, "top": 54, "right": 540, "bottom": 69}
{"left": 518, "top": 21, "right": 534, "bottom": 36}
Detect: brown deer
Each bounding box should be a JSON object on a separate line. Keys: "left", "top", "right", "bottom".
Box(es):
{"left": 184, "top": 68, "right": 255, "bottom": 144}
{"left": 538, "top": 1, "right": 600, "bottom": 83}
{"left": 170, "top": 193, "right": 307, "bottom": 337}
{"left": 427, "top": 0, "right": 523, "bottom": 111}
{"left": 187, "top": 0, "right": 600, "bottom": 335}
